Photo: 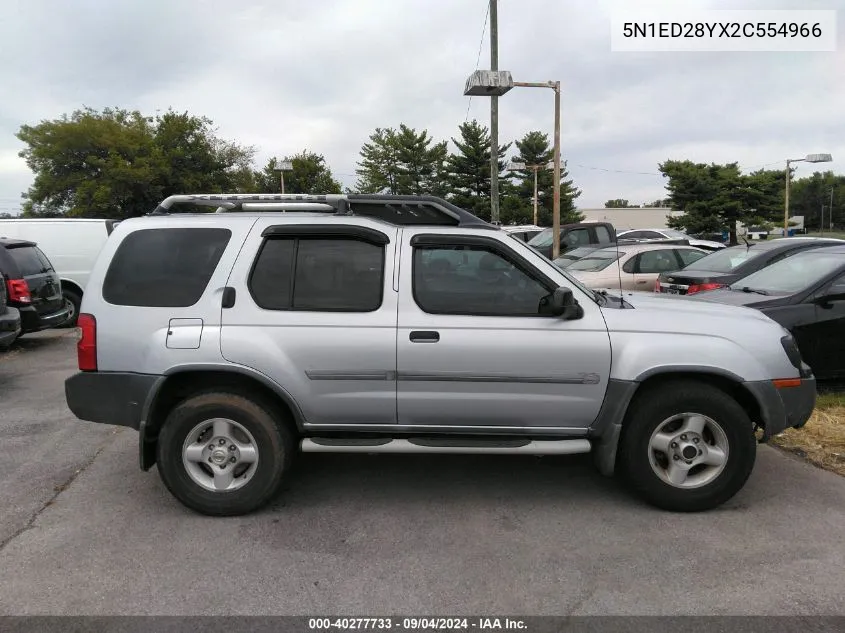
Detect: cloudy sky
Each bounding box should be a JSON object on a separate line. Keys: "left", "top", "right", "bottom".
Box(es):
{"left": 0, "top": 0, "right": 842, "bottom": 213}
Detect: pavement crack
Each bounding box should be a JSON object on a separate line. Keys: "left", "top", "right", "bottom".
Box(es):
{"left": 0, "top": 430, "right": 122, "bottom": 553}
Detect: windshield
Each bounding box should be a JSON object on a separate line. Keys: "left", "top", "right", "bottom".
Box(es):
{"left": 527, "top": 228, "right": 553, "bottom": 248}
{"left": 685, "top": 245, "right": 763, "bottom": 272}
{"left": 567, "top": 251, "right": 623, "bottom": 272}
{"left": 729, "top": 250, "right": 845, "bottom": 295}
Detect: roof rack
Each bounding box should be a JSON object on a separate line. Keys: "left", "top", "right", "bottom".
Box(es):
{"left": 148, "top": 194, "right": 497, "bottom": 229}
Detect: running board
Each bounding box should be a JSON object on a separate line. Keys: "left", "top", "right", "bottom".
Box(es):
{"left": 300, "top": 438, "right": 592, "bottom": 455}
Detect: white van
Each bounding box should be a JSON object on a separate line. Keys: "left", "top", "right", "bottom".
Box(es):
{"left": 0, "top": 218, "right": 119, "bottom": 326}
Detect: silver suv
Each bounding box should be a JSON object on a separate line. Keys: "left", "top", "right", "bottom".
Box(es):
{"left": 65, "top": 194, "right": 816, "bottom": 516}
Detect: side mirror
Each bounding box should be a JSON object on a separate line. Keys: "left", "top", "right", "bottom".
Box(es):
{"left": 551, "top": 287, "right": 583, "bottom": 320}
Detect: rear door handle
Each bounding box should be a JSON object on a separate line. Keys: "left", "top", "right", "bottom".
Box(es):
{"left": 409, "top": 330, "right": 440, "bottom": 343}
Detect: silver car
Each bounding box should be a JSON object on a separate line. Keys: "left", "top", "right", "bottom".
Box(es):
{"left": 64, "top": 194, "right": 816, "bottom": 516}
{"left": 568, "top": 243, "right": 708, "bottom": 291}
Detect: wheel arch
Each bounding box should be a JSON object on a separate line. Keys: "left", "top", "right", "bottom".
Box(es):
{"left": 140, "top": 365, "right": 305, "bottom": 471}
{"left": 59, "top": 278, "right": 84, "bottom": 297}
{"left": 591, "top": 368, "right": 763, "bottom": 477}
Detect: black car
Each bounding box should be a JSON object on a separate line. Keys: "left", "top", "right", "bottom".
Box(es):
{"left": 655, "top": 237, "right": 844, "bottom": 296}
{"left": 0, "top": 270, "right": 21, "bottom": 350}
{"left": 0, "top": 238, "right": 70, "bottom": 335}
{"left": 689, "top": 245, "right": 845, "bottom": 379}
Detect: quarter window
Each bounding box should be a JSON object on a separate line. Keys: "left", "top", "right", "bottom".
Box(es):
{"left": 102, "top": 228, "right": 231, "bottom": 307}
{"left": 413, "top": 245, "right": 553, "bottom": 316}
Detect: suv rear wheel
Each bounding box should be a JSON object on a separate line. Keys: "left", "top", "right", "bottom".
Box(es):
{"left": 618, "top": 381, "right": 756, "bottom": 512}
{"left": 156, "top": 392, "right": 294, "bottom": 516}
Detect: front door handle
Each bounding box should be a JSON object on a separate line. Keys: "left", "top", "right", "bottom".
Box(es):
{"left": 410, "top": 330, "right": 440, "bottom": 343}
{"left": 636, "top": 280, "right": 648, "bottom": 285}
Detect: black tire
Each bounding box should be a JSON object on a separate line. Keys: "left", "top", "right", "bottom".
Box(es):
{"left": 59, "top": 288, "right": 82, "bottom": 328}
{"left": 617, "top": 381, "right": 756, "bottom": 512}
{"left": 156, "top": 391, "right": 295, "bottom": 516}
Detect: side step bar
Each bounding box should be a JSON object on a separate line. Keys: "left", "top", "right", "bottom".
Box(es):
{"left": 301, "top": 438, "right": 591, "bottom": 455}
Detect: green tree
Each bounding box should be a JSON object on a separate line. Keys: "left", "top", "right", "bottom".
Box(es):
{"left": 16, "top": 107, "right": 255, "bottom": 218}
{"left": 605, "top": 199, "right": 638, "bottom": 208}
{"left": 508, "top": 131, "right": 582, "bottom": 226}
{"left": 443, "top": 119, "right": 510, "bottom": 221}
{"left": 643, "top": 198, "right": 671, "bottom": 208}
{"left": 354, "top": 124, "right": 447, "bottom": 195}
{"left": 253, "top": 151, "right": 342, "bottom": 194}
{"left": 660, "top": 160, "right": 783, "bottom": 244}
{"left": 788, "top": 171, "right": 845, "bottom": 231}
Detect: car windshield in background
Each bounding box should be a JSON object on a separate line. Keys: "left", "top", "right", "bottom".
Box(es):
{"left": 728, "top": 250, "right": 845, "bottom": 295}
{"left": 527, "top": 228, "right": 553, "bottom": 248}
{"left": 661, "top": 229, "right": 688, "bottom": 239}
{"left": 567, "top": 251, "right": 623, "bottom": 272}
{"left": 555, "top": 247, "right": 595, "bottom": 263}
{"left": 686, "top": 246, "right": 762, "bottom": 272}
{"left": 7, "top": 246, "right": 50, "bottom": 276}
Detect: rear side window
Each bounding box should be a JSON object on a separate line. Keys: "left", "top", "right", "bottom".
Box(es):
{"left": 102, "top": 228, "right": 231, "bottom": 307}
{"left": 249, "top": 237, "right": 384, "bottom": 312}
{"left": 7, "top": 246, "right": 54, "bottom": 276}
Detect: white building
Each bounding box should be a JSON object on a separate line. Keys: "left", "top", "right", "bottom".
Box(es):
{"left": 578, "top": 207, "right": 684, "bottom": 230}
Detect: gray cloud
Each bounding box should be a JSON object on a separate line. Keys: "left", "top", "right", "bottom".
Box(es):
{"left": 0, "top": 0, "right": 842, "bottom": 211}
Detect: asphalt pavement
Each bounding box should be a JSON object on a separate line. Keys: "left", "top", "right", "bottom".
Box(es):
{"left": 1, "top": 331, "right": 844, "bottom": 615}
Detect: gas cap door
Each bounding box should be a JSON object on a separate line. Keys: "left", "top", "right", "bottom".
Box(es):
{"left": 165, "top": 318, "right": 204, "bottom": 349}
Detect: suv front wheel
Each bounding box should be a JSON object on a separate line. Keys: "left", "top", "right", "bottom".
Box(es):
{"left": 156, "top": 392, "right": 294, "bottom": 516}
{"left": 618, "top": 381, "right": 756, "bottom": 512}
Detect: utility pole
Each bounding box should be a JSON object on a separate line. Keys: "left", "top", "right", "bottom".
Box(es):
{"left": 489, "top": 0, "right": 499, "bottom": 224}
{"left": 552, "top": 81, "right": 561, "bottom": 259}
{"left": 830, "top": 187, "right": 835, "bottom": 231}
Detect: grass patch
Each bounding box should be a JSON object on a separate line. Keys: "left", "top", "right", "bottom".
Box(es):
{"left": 771, "top": 391, "right": 845, "bottom": 476}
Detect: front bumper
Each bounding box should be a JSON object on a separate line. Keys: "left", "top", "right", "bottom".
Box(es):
{"left": 743, "top": 374, "right": 816, "bottom": 439}
{"left": 65, "top": 371, "right": 162, "bottom": 430}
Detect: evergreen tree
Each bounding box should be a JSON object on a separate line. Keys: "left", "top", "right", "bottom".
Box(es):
{"left": 509, "top": 131, "right": 582, "bottom": 226}
{"left": 443, "top": 119, "right": 510, "bottom": 221}
{"left": 354, "top": 124, "right": 446, "bottom": 195}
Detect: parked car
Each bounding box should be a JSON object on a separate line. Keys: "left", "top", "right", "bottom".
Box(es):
{"left": 526, "top": 222, "right": 616, "bottom": 259}
{"left": 0, "top": 218, "right": 120, "bottom": 326}
{"left": 552, "top": 238, "right": 693, "bottom": 270}
{"left": 688, "top": 245, "right": 845, "bottom": 379}
{"left": 502, "top": 224, "right": 544, "bottom": 243}
{"left": 567, "top": 243, "right": 709, "bottom": 291}
{"left": 0, "top": 271, "right": 21, "bottom": 350}
{"left": 654, "top": 237, "right": 845, "bottom": 296}
{"left": 0, "top": 238, "right": 71, "bottom": 335}
{"left": 616, "top": 228, "right": 725, "bottom": 251}
{"left": 65, "top": 193, "right": 815, "bottom": 516}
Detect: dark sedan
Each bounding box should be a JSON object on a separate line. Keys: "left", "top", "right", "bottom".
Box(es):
{"left": 655, "top": 237, "right": 844, "bottom": 296}
{"left": 689, "top": 245, "right": 845, "bottom": 379}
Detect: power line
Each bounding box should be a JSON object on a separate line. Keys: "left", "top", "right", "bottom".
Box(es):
{"left": 571, "top": 164, "right": 663, "bottom": 177}
{"left": 464, "top": 1, "right": 490, "bottom": 122}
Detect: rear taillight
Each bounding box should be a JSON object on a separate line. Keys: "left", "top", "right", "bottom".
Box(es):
{"left": 687, "top": 282, "right": 726, "bottom": 295}
{"left": 77, "top": 313, "right": 97, "bottom": 371}
{"left": 654, "top": 279, "right": 661, "bottom": 293}
{"left": 6, "top": 279, "right": 31, "bottom": 304}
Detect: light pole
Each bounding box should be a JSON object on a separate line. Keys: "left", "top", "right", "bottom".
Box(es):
{"left": 784, "top": 153, "right": 832, "bottom": 234}
{"left": 274, "top": 160, "right": 293, "bottom": 194}
{"left": 465, "top": 71, "right": 563, "bottom": 257}
{"left": 507, "top": 160, "right": 554, "bottom": 226}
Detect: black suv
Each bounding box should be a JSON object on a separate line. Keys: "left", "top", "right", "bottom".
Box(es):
{"left": 0, "top": 238, "right": 70, "bottom": 334}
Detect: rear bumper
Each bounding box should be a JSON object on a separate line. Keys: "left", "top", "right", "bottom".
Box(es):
{"left": 18, "top": 304, "right": 71, "bottom": 333}
{"left": 743, "top": 374, "right": 816, "bottom": 439}
{"left": 0, "top": 307, "right": 21, "bottom": 347}
{"left": 65, "top": 371, "right": 162, "bottom": 430}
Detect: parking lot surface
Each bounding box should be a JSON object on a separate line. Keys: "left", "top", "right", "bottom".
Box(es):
{"left": 1, "top": 331, "right": 844, "bottom": 615}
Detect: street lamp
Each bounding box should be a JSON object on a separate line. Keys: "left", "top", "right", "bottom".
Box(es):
{"left": 507, "top": 160, "right": 554, "bottom": 226}
{"left": 784, "top": 153, "right": 832, "bottom": 234}
{"left": 465, "top": 70, "right": 563, "bottom": 258}
{"left": 274, "top": 160, "right": 293, "bottom": 194}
